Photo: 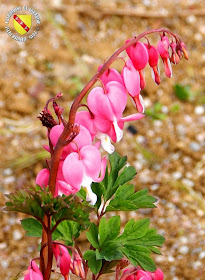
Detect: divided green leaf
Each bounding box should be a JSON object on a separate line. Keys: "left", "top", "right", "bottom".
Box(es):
{"left": 84, "top": 250, "right": 102, "bottom": 275}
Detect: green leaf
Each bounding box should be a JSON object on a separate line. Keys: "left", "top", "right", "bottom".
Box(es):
{"left": 174, "top": 84, "right": 191, "bottom": 101}
{"left": 99, "top": 217, "right": 107, "bottom": 246}
{"left": 4, "top": 186, "right": 92, "bottom": 227}
{"left": 106, "top": 187, "right": 157, "bottom": 212}
{"left": 54, "top": 220, "right": 81, "bottom": 243}
{"left": 104, "top": 152, "right": 136, "bottom": 201}
{"left": 122, "top": 245, "right": 156, "bottom": 271}
{"left": 21, "top": 218, "right": 42, "bottom": 237}
{"left": 86, "top": 223, "right": 99, "bottom": 249}
{"left": 99, "top": 216, "right": 120, "bottom": 246}
{"left": 91, "top": 182, "right": 105, "bottom": 210}
{"left": 118, "top": 218, "right": 150, "bottom": 242}
{"left": 84, "top": 250, "right": 102, "bottom": 275}
{"left": 96, "top": 242, "right": 124, "bottom": 261}
{"left": 76, "top": 188, "right": 86, "bottom": 200}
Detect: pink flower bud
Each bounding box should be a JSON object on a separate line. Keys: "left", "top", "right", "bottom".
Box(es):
{"left": 157, "top": 36, "right": 172, "bottom": 78}
{"left": 53, "top": 244, "right": 71, "bottom": 277}
{"left": 144, "top": 44, "right": 160, "bottom": 85}
{"left": 24, "top": 260, "right": 43, "bottom": 280}
{"left": 73, "top": 253, "right": 85, "bottom": 279}
{"left": 126, "top": 40, "right": 148, "bottom": 89}
{"left": 169, "top": 42, "right": 180, "bottom": 65}
{"left": 180, "top": 41, "right": 189, "bottom": 60}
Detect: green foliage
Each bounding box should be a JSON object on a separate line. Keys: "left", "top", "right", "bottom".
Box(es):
{"left": 85, "top": 216, "right": 165, "bottom": 272}
{"left": 174, "top": 84, "right": 192, "bottom": 101}
{"left": 106, "top": 187, "right": 157, "bottom": 212}
{"left": 146, "top": 102, "right": 167, "bottom": 120}
{"left": 21, "top": 218, "right": 42, "bottom": 237}
{"left": 4, "top": 186, "right": 92, "bottom": 227}
{"left": 91, "top": 152, "right": 137, "bottom": 208}
{"left": 84, "top": 250, "right": 102, "bottom": 275}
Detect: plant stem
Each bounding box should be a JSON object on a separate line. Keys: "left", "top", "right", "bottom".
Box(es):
{"left": 43, "top": 215, "right": 53, "bottom": 280}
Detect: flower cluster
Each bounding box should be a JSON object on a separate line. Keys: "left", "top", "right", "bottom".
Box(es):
{"left": 36, "top": 32, "right": 188, "bottom": 206}
{"left": 122, "top": 267, "right": 164, "bottom": 280}
{"left": 28, "top": 29, "right": 188, "bottom": 280}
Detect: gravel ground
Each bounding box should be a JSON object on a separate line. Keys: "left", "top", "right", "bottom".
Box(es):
{"left": 0, "top": 0, "right": 205, "bottom": 279}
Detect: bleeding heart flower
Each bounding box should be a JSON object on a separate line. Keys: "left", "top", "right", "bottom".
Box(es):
{"left": 24, "top": 260, "right": 43, "bottom": 280}
{"left": 53, "top": 244, "right": 71, "bottom": 277}
{"left": 157, "top": 35, "right": 172, "bottom": 78}
{"left": 98, "top": 65, "right": 124, "bottom": 85}
{"left": 75, "top": 111, "right": 97, "bottom": 140}
{"left": 122, "top": 59, "right": 141, "bottom": 98}
{"left": 126, "top": 40, "right": 149, "bottom": 89}
{"left": 59, "top": 145, "right": 106, "bottom": 204}
{"left": 144, "top": 43, "right": 160, "bottom": 85}
{"left": 169, "top": 42, "right": 180, "bottom": 65}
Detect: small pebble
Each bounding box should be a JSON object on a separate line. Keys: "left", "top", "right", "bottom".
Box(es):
{"left": 0, "top": 243, "right": 7, "bottom": 249}
{"left": 182, "top": 178, "right": 195, "bottom": 187}
{"left": 192, "top": 260, "right": 202, "bottom": 270}
{"left": 150, "top": 184, "right": 159, "bottom": 191}
{"left": 189, "top": 142, "right": 200, "bottom": 151}
{"left": 178, "top": 245, "right": 189, "bottom": 255}
{"left": 199, "top": 251, "right": 205, "bottom": 259}
{"left": 13, "top": 230, "right": 22, "bottom": 241}
{"left": 167, "top": 255, "right": 175, "bottom": 262}
{"left": 1, "top": 260, "right": 9, "bottom": 269}
{"left": 172, "top": 171, "right": 182, "bottom": 180}
{"left": 3, "top": 168, "right": 12, "bottom": 176}
{"left": 195, "top": 106, "right": 204, "bottom": 115}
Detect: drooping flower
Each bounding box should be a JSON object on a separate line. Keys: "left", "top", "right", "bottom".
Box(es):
{"left": 87, "top": 81, "right": 144, "bottom": 153}
{"left": 59, "top": 145, "right": 106, "bottom": 204}
{"left": 49, "top": 123, "right": 92, "bottom": 156}
{"left": 157, "top": 35, "right": 172, "bottom": 78}
{"left": 75, "top": 111, "right": 97, "bottom": 140}
{"left": 24, "top": 260, "right": 43, "bottom": 280}
{"left": 98, "top": 65, "right": 124, "bottom": 85}
{"left": 169, "top": 42, "right": 180, "bottom": 65}
{"left": 53, "top": 244, "right": 71, "bottom": 277}
{"left": 144, "top": 43, "right": 160, "bottom": 85}
{"left": 122, "top": 59, "right": 145, "bottom": 113}
{"left": 126, "top": 40, "right": 149, "bottom": 89}
{"left": 122, "top": 267, "right": 164, "bottom": 280}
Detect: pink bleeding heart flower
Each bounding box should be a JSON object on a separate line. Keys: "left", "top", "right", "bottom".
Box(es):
{"left": 144, "top": 43, "right": 160, "bottom": 85}
{"left": 169, "top": 42, "right": 180, "bottom": 65}
{"left": 87, "top": 81, "right": 127, "bottom": 150}
{"left": 151, "top": 269, "right": 164, "bottom": 280}
{"left": 122, "top": 59, "right": 145, "bottom": 113}
{"left": 36, "top": 168, "right": 49, "bottom": 189}
{"left": 98, "top": 65, "right": 124, "bottom": 86}
{"left": 87, "top": 81, "right": 144, "bottom": 152}
{"left": 36, "top": 161, "right": 70, "bottom": 197}
{"left": 122, "top": 59, "right": 140, "bottom": 98}
{"left": 75, "top": 111, "right": 97, "bottom": 140}
{"left": 126, "top": 40, "right": 148, "bottom": 90}
{"left": 135, "top": 270, "right": 152, "bottom": 280}
{"left": 59, "top": 145, "right": 106, "bottom": 204}
{"left": 157, "top": 35, "right": 172, "bottom": 78}
{"left": 53, "top": 244, "right": 71, "bottom": 278}
{"left": 50, "top": 123, "right": 92, "bottom": 156}
{"left": 24, "top": 260, "right": 43, "bottom": 280}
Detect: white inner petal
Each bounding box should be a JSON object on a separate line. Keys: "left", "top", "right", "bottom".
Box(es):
{"left": 96, "top": 132, "right": 115, "bottom": 154}
{"left": 113, "top": 119, "right": 123, "bottom": 142}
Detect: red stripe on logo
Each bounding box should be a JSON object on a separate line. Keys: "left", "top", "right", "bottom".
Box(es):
{"left": 13, "top": 15, "right": 30, "bottom": 32}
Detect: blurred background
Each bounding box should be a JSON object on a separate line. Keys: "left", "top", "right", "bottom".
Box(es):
{"left": 0, "top": 0, "right": 205, "bottom": 279}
